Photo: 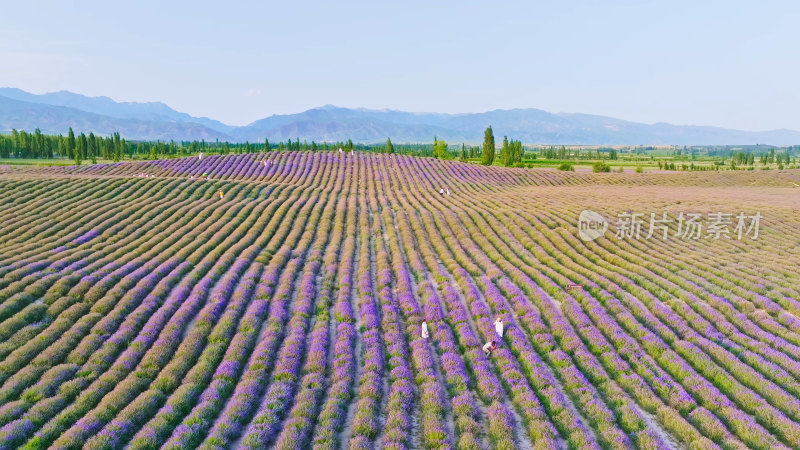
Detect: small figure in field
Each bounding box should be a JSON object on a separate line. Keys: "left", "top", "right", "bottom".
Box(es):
{"left": 203, "top": 172, "right": 208, "bottom": 178}
{"left": 482, "top": 340, "right": 497, "bottom": 355}
{"left": 190, "top": 176, "right": 194, "bottom": 180}
{"left": 339, "top": 148, "right": 343, "bottom": 154}
{"left": 219, "top": 190, "right": 224, "bottom": 199}
{"left": 263, "top": 160, "right": 267, "bottom": 167}
{"left": 199, "top": 152, "right": 203, "bottom": 160}
{"left": 495, "top": 317, "right": 504, "bottom": 338}
{"left": 439, "top": 188, "right": 444, "bottom": 196}
{"left": 350, "top": 150, "right": 354, "bottom": 156}
{"left": 421, "top": 321, "right": 429, "bottom": 339}
{"left": 446, "top": 188, "right": 450, "bottom": 196}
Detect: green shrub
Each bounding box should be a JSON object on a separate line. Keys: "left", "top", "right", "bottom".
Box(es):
{"left": 592, "top": 162, "right": 611, "bottom": 173}
{"left": 557, "top": 163, "right": 574, "bottom": 171}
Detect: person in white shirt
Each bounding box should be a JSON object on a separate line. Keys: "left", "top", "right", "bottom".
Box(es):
{"left": 421, "top": 321, "right": 429, "bottom": 339}
{"left": 482, "top": 340, "right": 497, "bottom": 355}
{"left": 446, "top": 188, "right": 450, "bottom": 196}
{"left": 495, "top": 317, "right": 504, "bottom": 338}
{"left": 439, "top": 188, "right": 444, "bottom": 196}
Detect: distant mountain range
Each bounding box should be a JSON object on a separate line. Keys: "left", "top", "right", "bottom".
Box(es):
{"left": 1, "top": 88, "right": 799, "bottom": 145}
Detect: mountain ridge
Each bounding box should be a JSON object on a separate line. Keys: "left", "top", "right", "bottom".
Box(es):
{"left": 1, "top": 88, "right": 798, "bottom": 145}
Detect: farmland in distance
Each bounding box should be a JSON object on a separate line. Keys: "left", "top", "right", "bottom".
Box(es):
{"left": 1, "top": 152, "right": 800, "bottom": 449}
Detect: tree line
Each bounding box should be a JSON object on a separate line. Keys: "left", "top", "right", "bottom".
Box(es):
{"left": 4, "top": 127, "right": 797, "bottom": 167}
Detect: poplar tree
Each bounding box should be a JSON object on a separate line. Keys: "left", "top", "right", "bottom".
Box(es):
{"left": 482, "top": 126, "right": 495, "bottom": 166}
{"left": 502, "top": 135, "right": 511, "bottom": 166}
{"left": 75, "top": 133, "right": 84, "bottom": 165}
{"left": 385, "top": 137, "right": 394, "bottom": 154}
{"left": 433, "top": 137, "right": 449, "bottom": 159}
{"left": 67, "top": 127, "right": 76, "bottom": 159}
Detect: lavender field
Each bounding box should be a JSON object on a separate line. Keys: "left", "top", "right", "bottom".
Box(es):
{"left": 1, "top": 152, "right": 800, "bottom": 450}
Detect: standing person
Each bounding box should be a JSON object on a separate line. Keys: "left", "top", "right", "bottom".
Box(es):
{"left": 439, "top": 188, "right": 444, "bottom": 196}
{"left": 495, "top": 317, "right": 504, "bottom": 338}
{"left": 339, "top": 148, "right": 343, "bottom": 154}
{"left": 199, "top": 152, "right": 202, "bottom": 160}
{"left": 219, "top": 190, "right": 224, "bottom": 199}
{"left": 482, "top": 340, "right": 497, "bottom": 355}
{"left": 446, "top": 188, "right": 450, "bottom": 196}
{"left": 421, "top": 321, "right": 429, "bottom": 339}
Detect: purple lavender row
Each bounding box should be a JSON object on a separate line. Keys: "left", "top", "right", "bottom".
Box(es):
{"left": 0, "top": 244, "right": 221, "bottom": 447}
{"left": 88, "top": 259, "right": 265, "bottom": 449}
{"left": 235, "top": 156, "right": 340, "bottom": 448}
{"left": 0, "top": 176, "right": 205, "bottom": 332}
{"left": 0, "top": 178, "right": 167, "bottom": 324}
{"left": 22, "top": 151, "right": 590, "bottom": 189}
{"left": 181, "top": 158, "right": 333, "bottom": 448}
{"left": 613, "top": 236, "right": 800, "bottom": 400}
{"left": 0, "top": 179, "right": 71, "bottom": 247}
{"left": 481, "top": 194, "right": 778, "bottom": 447}
{"left": 582, "top": 209, "right": 800, "bottom": 376}
{"left": 238, "top": 261, "right": 332, "bottom": 443}
{"left": 170, "top": 159, "right": 336, "bottom": 448}
{"left": 382, "top": 168, "right": 576, "bottom": 448}
{"left": 200, "top": 156, "right": 338, "bottom": 445}
{"left": 0, "top": 178, "right": 98, "bottom": 246}
{"left": 0, "top": 177, "right": 116, "bottom": 260}
{"left": 439, "top": 190, "right": 691, "bottom": 447}
{"left": 0, "top": 179, "right": 221, "bottom": 364}
{"left": 422, "top": 184, "right": 658, "bottom": 446}
{"left": 48, "top": 253, "right": 252, "bottom": 447}
{"left": 382, "top": 158, "right": 543, "bottom": 447}
{"left": 362, "top": 154, "right": 454, "bottom": 448}
{"left": 309, "top": 186, "right": 359, "bottom": 449}
{"left": 488, "top": 200, "right": 737, "bottom": 447}
{"left": 272, "top": 160, "right": 354, "bottom": 449}
{"left": 16, "top": 183, "right": 271, "bottom": 448}
{"left": 520, "top": 200, "right": 774, "bottom": 442}
{"left": 370, "top": 229, "right": 482, "bottom": 446}
{"left": 536, "top": 204, "right": 800, "bottom": 447}
{"left": 0, "top": 180, "right": 228, "bottom": 430}
{"left": 345, "top": 194, "right": 386, "bottom": 449}
{"left": 365, "top": 186, "right": 420, "bottom": 449}
{"left": 432, "top": 179, "right": 637, "bottom": 448}
{"left": 117, "top": 174, "right": 326, "bottom": 449}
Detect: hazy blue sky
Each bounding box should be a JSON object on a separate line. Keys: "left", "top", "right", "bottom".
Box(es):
{"left": 2, "top": 1, "right": 798, "bottom": 129}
